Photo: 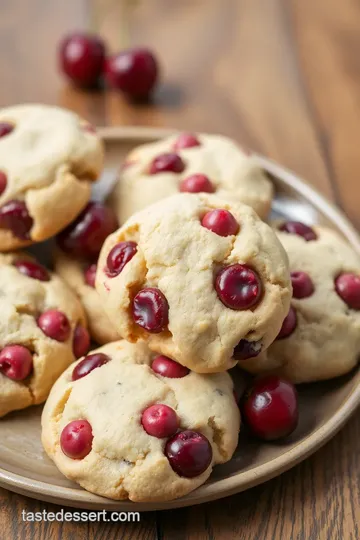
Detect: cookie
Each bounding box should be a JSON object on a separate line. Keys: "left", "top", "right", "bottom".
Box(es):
{"left": 108, "top": 132, "right": 273, "bottom": 223}
{"left": 0, "top": 252, "right": 88, "bottom": 417}
{"left": 54, "top": 248, "right": 119, "bottom": 345}
{"left": 240, "top": 223, "right": 360, "bottom": 383}
{"left": 0, "top": 104, "right": 104, "bottom": 250}
{"left": 96, "top": 193, "right": 291, "bottom": 373}
{"left": 41, "top": 340, "right": 240, "bottom": 502}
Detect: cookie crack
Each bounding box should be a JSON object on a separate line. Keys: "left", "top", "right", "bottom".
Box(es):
{"left": 207, "top": 416, "right": 227, "bottom": 460}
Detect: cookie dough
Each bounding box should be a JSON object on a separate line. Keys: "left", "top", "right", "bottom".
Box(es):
{"left": 96, "top": 193, "right": 291, "bottom": 373}
{"left": 0, "top": 104, "right": 104, "bottom": 250}
{"left": 240, "top": 224, "right": 360, "bottom": 383}
{"left": 108, "top": 132, "right": 273, "bottom": 223}
{"left": 54, "top": 248, "right": 119, "bottom": 345}
{"left": 0, "top": 252, "right": 88, "bottom": 417}
{"left": 41, "top": 340, "right": 240, "bottom": 502}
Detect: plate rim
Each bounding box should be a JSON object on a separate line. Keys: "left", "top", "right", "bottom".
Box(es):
{"left": 0, "top": 125, "right": 359, "bottom": 511}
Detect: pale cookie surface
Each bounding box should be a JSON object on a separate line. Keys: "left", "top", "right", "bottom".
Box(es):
{"left": 41, "top": 340, "right": 240, "bottom": 502}
{"left": 0, "top": 104, "right": 104, "bottom": 250}
{"left": 96, "top": 193, "right": 291, "bottom": 373}
{"left": 0, "top": 252, "right": 87, "bottom": 417}
{"left": 240, "top": 226, "right": 360, "bottom": 383}
{"left": 54, "top": 248, "right": 119, "bottom": 345}
{"left": 108, "top": 132, "right": 273, "bottom": 223}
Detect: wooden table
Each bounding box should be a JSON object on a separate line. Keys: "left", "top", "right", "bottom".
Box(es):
{"left": 1, "top": 0, "right": 360, "bottom": 538}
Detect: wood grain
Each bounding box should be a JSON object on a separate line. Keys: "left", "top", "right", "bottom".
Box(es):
{"left": 0, "top": 0, "right": 360, "bottom": 538}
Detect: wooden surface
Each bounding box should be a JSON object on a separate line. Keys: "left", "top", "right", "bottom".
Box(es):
{"left": 0, "top": 0, "right": 360, "bottom": 538}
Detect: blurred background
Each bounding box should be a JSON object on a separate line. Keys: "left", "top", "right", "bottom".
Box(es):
{"left": 2, "top": 0, "right": 357, "bottom": 226}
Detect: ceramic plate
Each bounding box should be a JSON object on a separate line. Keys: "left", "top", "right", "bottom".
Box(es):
{"left": 0, "top": 127, "right": 359, "bottom": 511}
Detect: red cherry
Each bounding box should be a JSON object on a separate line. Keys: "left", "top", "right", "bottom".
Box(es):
{"left": 201, "top": 209, "right": 239, "bottom": 237}
{"left": 0, "top": 200, "right": 33, "bottom": 239}
{"left": 84, "top": 263, "right": 97, "bottom": 288}
{"left": 277, "top": 306, "right": 297, "bottom": 339}
{"left": 335, "top": 273, "right": 360, "bottom": 309}
{"left": 241, "top": 375, "right": 298, "bottom": 440}
{"left": 165, "top": 430, "right": 212, "bottom": 478}
{"left": 141, "top": 404, "right": 179, "bottom": 438}
{"left": 0, "top": 122, "right": 14, "bottom": 138}
{"left": 0, "top": 171, "right": 7, "bottom": 196}
{"left": 291, "top": 271, "right": 314, "bottom": 299}
{"left": 233, "top": 339, "right": 262, "bottom": 360}
{"left": 105, "top": 47, "right": 158, "bottom": 99}
{"left": 37, "top": 310, "right": 71, "bottom": 342}
{"left": 14, "top": 259, "right": 50, "bottom": 281}
{"left": 151, "top": 355, "right": 190, "bottom": 378}
{"left": 0, "top": 345, "right": 33, "bottom": 381}
{"left": 149, "top": 153, "right": 185, "bottom": 175}
{"left": 279, "top": 221, "right": 317, "bottom": 241}
{"left": 173, "top": 132, "right": 201, "bottom": 151}
{"left": 72, "top": 325, "right": 90, "bottom": 358}
{"left": 59, "top": 32, "right": 106, "bottom": 88}
{"left": 57, "top": 202, "right": 117, "bottom": 260}
{"left": 72, "top": 353, "right": 110, "bottom": 381}
{"left": 179, "top": 174, "right": 215, "bottom": 194}
{"left": 216, "top": 264, "right": 262, "bottom": 310}
{"left": 132, "top": 288, "right": 169, "bottom": 333}
{"left": 60, "top": 419, "right": 93, "bottom": 459}
{"left": 105, "top": 241, "right": 137, "bottom": 277}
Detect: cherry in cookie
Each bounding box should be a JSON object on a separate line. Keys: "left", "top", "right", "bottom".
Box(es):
{"left": 0, "top": 345, "right": 33, "bottom": 381}
{"left": 41, "top": 340, "right": 239, "bottom": 502}
{"left": 38, "top": 310, "right": 71, "bottom": 342}
{"left": 151, "top": 355, "right": 190, "bottom": 378}
{"left": 60, "top": 420, "right": 93, "bottom": 459}
{"left": 96, "top": 193, "right": 291, "bottom": 373}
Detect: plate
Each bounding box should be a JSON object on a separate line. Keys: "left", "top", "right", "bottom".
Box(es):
{"left": 0, "top": 126, "right": 359, "bottom": 511}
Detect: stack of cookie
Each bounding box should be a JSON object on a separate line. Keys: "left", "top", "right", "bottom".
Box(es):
{"left": 1, "top": 107, "right": 359, "bottom": 503}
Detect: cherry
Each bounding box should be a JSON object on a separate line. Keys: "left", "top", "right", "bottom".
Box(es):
{"left": 14, "top": 259, "right": 50, "bottom": 281}
{"left": 0, "top": 172, "right": 7, "bottom": 196}
{"left": 72, "top": 325, "right": 90, "bottom": 358}
{"left": 233, "top": 339, "right": 262, "bottom": 360}
{"left": 0, "top": 122, "right": 14, "bottom": 138}
{"left": 151, "top": 355, "right": 190, "bottom": 378}
{"left": 105, "top": 241, "right": 137, "bottom": 277}
{"left": 335, "top": 273, "right": 360, "bottom": 309}
{"left": 179, "top": 174, "right": 215, "bottom": 194}
{"left": 277, "top": 306, "right": 297, "bottom": 339}
{"left": 0, "top": 200, "right": 33, "bottom": 239}
{"left": 201, "top": 209, "right": 239, "bottom": 237}
{"left": 149, "top": 153, "right": 185, "bottom": 175}
{"left": 241, "top": 375, "right": 298, "bottom": 440}
{"left": 132, "top": 288, "right": 169, "bottom": 333}
{"left": 60, "top": 419, "right": 93, "bottom": 459}
{"left": 105, "top": 47, "right": 158, "bottom": 99}
{"left": 37, "top": 310, "right": 71, "bottom": 342}
{"left": 173, "top": 132, "right": 201, "bottom": 151}
{"left": 59, "top": 33, "right": 106, "bottom": 88}
{"left": 291, "top": 271, "right": 314, "bottom": 299}
{"left": 84, "top": 263, "right": 97, "bottom": 288}
{"left": 165, "top": 430, "right": 212, "bottom": 478}
{"left": 72, "top": 353, "right": 110, "bottom": 381}
{"left": 57, "top": 202, "right": 117, "bottom": 260}
{"left": 216, "top": 264, "right": 262, "bottom": 310}
{"left": 279, "top": 221, "right": 317, "bottom": 241}
{"left": 0, "top": 345, "right": 33, "bottom": 381}
{"left": 141, "top": 404, "right": 179, "bottom": 438}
